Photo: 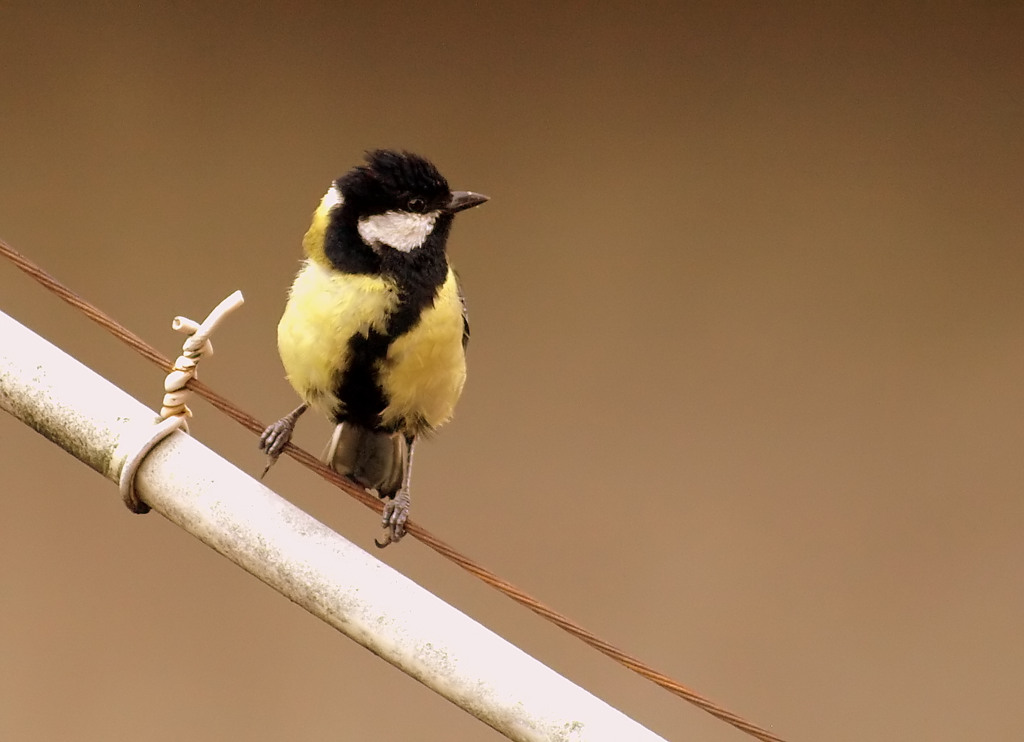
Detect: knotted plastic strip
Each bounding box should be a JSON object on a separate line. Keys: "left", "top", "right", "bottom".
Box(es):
{"left": 118, "top": 291, "right": 245, "bottom": 513}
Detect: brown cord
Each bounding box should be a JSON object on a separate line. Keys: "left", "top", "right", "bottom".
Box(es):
{"left": 0, "top": 237, "right": 787, "bottom": 742}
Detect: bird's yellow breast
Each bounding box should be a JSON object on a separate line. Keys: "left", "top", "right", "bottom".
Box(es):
{"left": 276, "top": 259, "right": 466, "bottom": 432}
{"left": 277, "top": 259, "right": 397, "bottom": 416}
{"left": 380, "top": 270, "right": 467, "bottom": 431}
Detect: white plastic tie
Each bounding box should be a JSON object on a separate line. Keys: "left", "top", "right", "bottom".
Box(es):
{"left": 119, "top": 290, "right": 245, "bottom": 513}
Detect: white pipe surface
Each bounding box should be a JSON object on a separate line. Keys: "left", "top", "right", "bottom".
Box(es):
{"left": 0, "top": 309, "right": 669, "bottom": 742}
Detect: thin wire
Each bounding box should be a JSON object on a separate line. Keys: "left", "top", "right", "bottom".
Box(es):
{"left": 0, "top": 237, "right": 787, "bottom": 742}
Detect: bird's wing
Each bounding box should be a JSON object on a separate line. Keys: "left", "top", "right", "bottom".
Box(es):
{"left": 454, "top": 270, "right": 470, "bottom": 351}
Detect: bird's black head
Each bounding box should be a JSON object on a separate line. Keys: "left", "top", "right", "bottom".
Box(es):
{"left": 334, "top": 150, "right": 488, "bottom": 253}
{"left": 339, "top": 150, "right": 454, "bottom": 217}
{"left": 315, "top": 150, "right": 488, "bottom": 274}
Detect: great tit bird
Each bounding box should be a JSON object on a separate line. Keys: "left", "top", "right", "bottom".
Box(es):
{"left": 259, "top": 150, "right": 488, "bottom": 547}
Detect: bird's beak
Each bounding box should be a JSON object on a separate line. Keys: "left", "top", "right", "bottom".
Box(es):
{"left": 446, "top": 191, "right": 490, "bottom": 213}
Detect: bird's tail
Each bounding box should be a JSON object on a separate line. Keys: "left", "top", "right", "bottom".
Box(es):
{"left": 323, "top": 423, "right": 406, "bottom": 498}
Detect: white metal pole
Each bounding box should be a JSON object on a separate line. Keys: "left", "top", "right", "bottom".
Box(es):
{"left": 0, "top": 309, "right": 669, "bottom": 742}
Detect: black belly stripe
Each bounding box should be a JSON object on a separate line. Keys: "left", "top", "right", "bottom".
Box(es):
{"left": 334, "top": 327, "right": 392, "bottom": 428}
{"left": 332, "top": 228, "right": 452, "bottom": 431}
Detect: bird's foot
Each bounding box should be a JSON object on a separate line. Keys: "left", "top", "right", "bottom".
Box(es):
{"left": 375, "top": 490, "right": 411, "bottom": 548}
{"left": 258, "top": 411, "right": 301, "bottom": 478}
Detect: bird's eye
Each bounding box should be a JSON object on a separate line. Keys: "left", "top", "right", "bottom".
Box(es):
{"left": 407, "top": 197, "right": 425, "bottom": 212}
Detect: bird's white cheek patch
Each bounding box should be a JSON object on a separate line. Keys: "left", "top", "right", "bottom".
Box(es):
{"left": 358, "top": 210, "right": 439, "bottom": 252}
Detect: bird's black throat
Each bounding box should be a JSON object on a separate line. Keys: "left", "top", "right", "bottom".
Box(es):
{"left": 330, "top": 216, "right": 454, "bottom": 432}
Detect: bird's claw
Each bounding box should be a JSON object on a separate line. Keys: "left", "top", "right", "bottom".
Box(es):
{"left": 258, "top": 417, "right": 297, "bottom": 479}
{"left": 375, "top": 490, "right": 411, "bottom": 548}
{"left": 259, "top": 418, "right": 293, "bottom": 457}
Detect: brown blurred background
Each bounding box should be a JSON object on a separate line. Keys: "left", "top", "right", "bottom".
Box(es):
{"left": 2, "top": 3, "right": 1023, "bottom": 740}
